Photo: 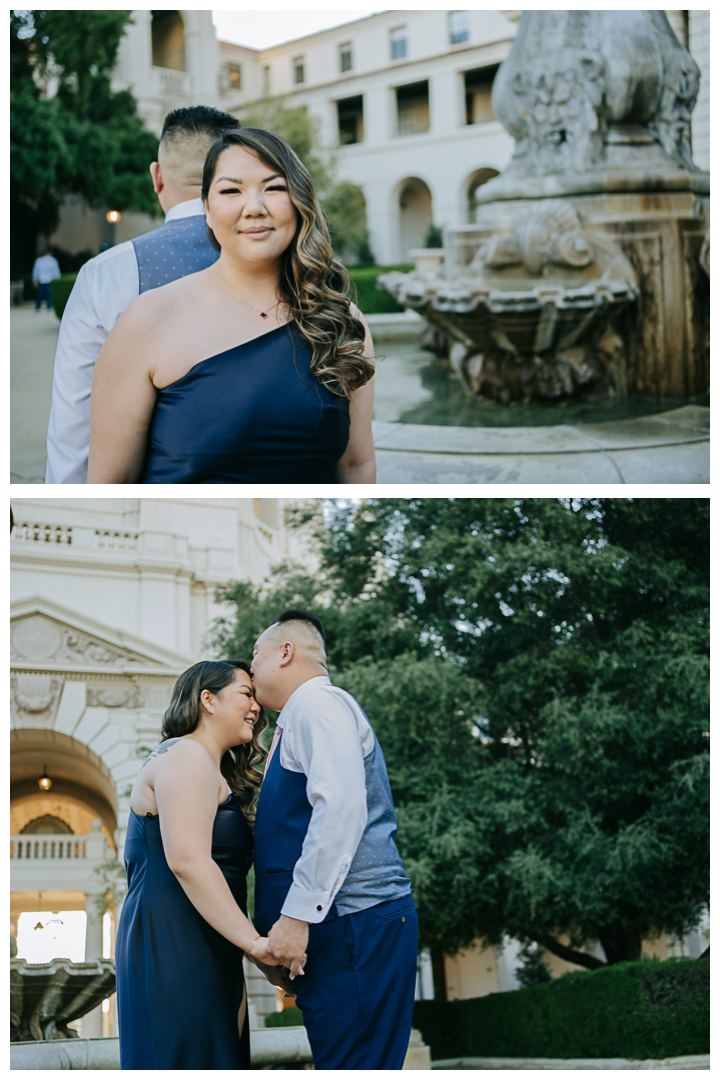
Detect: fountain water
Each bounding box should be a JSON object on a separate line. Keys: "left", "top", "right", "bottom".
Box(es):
{"left": 380, "top": 11, "right": 709, "bottom": 406}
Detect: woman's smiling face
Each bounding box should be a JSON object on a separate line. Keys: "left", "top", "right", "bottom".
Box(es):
{"left": 203, "top": 145, "right": 298, "bottom": 267}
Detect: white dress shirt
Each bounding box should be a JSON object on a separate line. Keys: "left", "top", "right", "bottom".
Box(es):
{"left": 32, "top": 254, "right": 61, "bottom": 285}
{"left": 275, "top": 676, "right": 374, "bottom": 923}
{"left": 44, "top": 199, "right": 205, "bottom": 485}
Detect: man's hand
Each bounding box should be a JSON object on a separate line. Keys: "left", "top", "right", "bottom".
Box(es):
{"left": 267, "top": 914, "right": 309, "bottom": 978}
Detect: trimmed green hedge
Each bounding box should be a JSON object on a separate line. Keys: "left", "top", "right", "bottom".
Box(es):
{"left": 413, "top": 959, "right": 709, "bottom": 1061}
{"left": 51, "top": 273, "right": 79, "bottom": 321}
{"left": 43, "top": 266, "right": 411, "bottom": 321}
{"left": 265, "top": 1006, "right": 304, "bottom": 1027}
{"left": 347, "top": 264, "right": 413, "bottom": 315}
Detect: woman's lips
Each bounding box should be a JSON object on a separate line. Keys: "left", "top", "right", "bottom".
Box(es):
{"left": 242, "top": 228, "right": 272, "bottom": 239}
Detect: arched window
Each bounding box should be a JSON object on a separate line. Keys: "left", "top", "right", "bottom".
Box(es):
{"left": 398, "top": 177, "right": 433, "bottom": 258}
{"left": 465, "top": 168, "right": 500, "bottom": 223}
{"left": 151, "top": 11, "right": 186, "bottom": 72}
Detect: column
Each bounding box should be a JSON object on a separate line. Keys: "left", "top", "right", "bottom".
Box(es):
{"left": 244, "top": 957, "right": 279, "bottom": 1028}
{"left": 83, "top": 892, "right": 105, "bottom": 1038}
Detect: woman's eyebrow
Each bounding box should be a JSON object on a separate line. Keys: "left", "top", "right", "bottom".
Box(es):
{"left": 214, "top": 174, "right": 285, "bottom": 184}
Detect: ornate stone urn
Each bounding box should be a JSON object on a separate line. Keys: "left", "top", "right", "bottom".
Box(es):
{"left": 380, "top": 11, "right": 709, "bottom": 403}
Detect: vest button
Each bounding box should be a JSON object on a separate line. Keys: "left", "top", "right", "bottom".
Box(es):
{"left": 401, "top": 916, "right": 406, "bottom": 923}
{"left": 316, "top": 905, "right": 323, "bottom": 911}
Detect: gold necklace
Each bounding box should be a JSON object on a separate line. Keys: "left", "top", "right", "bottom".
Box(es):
{"left": 214, "top": 268, "right": 281, "bottom": 320}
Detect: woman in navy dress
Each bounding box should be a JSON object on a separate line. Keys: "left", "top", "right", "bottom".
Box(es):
{"left": 115, "top": 659, "right": 297, "bottom": 1070}
{"left": 86, "top": 127, "right": 376, "bottom": 484}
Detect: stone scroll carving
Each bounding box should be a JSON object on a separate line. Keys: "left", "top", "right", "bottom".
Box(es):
{"left": 11, "top": 673, "right": 64, "bottom": 728}
{"left": 477, "top": 201, "right": 593, "bottom": 276}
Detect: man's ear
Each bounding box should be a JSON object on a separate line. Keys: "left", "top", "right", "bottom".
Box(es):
{"left": 278, "top": 641, "right": 295, "bottom": 668}
{"left": 150, "top": 161, "right": 164, "bottom": 195}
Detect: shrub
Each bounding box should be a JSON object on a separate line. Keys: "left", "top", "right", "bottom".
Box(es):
{"left": 347, "top": 264, "right": 413, "bottom": 315}
{"left": 413, "top": 958, "right": 709, "bottom": 1062}
{"left": 265, "top": 1006, "right": 304, "bottom": 1028}
{"left": 51, "top": 272, "right": 78, "bottom": 320}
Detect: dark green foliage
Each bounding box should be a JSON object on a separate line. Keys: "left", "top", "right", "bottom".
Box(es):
{"left": 265, "top": 1006, "right": 304, "bottom": 1027}
{"left": 347, "top": 265, "right": 414, "bottom": 313}
{"left": 413, "top": 959, "right": 709, "bottom": 1061}
{"left": 424, "top": 222, "right": 444, "bottom": 248}
{"left": 51, "top": 273, "right": 79, "bottom": 320}
{"left": 515, "top": 942, "right": 552, "bottom": 988}
{"left": 10, "top": 10, "right": 158, "bottom": 272}
{"left": 211, "top": 499, "right": 709, "bottom": 963}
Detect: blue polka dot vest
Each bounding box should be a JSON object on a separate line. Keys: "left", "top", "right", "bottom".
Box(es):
{"left": 132, "top": 212, "right": 219, "bottom": 293}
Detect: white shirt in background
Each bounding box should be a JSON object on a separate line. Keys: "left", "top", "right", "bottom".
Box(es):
{"left": 32, "top": 254, "right": 61, "bottom": 284}
{"left": 44, "top": 199, "right": 205, "bottom": 485}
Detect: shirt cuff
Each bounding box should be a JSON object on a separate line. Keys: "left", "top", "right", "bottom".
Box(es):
{"left": 280, "top": 883, "right": 335, "bottom": 924}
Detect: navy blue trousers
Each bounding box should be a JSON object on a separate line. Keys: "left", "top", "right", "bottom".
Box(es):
{"left": 293, "top": 894, "right": 419, "bottom": 1070}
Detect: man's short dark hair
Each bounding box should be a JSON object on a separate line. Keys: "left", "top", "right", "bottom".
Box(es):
{"left": 160, "top": 105, "right": 241, "bottom": 144}
{"left": 269, "top": 609, "right": 326, "bottom": 643}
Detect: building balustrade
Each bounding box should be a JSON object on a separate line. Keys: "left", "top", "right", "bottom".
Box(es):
{"left": 11, "top": 837, "right": 88, "bottom": 861}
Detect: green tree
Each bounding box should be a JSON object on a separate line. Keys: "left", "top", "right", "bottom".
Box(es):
{"left": 239, "top": 98, "right": 374, "bottom": 264}
{"left": 210, "top": 498, "right": 709, "bottom": 968}
{"left": 10, "top": 10, "right": 158, "bottom": 272}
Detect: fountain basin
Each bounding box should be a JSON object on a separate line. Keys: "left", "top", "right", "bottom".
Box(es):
{"left": 11, "top": 957, "right": 116, "bottom": 1042}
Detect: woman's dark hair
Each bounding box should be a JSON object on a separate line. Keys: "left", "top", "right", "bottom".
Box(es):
{"left": 160, "top": 659, "right": 268, "bottom": 826}
{"left": 201, "top": 127, "right": 374, "bottom": 399}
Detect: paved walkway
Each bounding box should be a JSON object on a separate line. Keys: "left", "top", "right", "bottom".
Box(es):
{"left": 11, "top": 305, "right": 709, "bottom": 486}
{"left": 11, "top": 305, "right": 58, "bottom": 483}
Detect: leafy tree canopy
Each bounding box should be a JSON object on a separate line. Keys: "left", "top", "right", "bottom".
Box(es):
{"left": 212, "top": 497, "right": 708, "bottom": 966}
{"left": 10, "top": 10, "right": 158, "bottom": 270}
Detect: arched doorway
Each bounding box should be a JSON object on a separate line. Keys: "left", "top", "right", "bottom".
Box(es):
{"left": 464, "top": 168, "right": 500, "bottom": 223}
{"left": 397, "top": 177, "right": 433, "bottom": 260}
{"left": 151, "top": 10, "right": 186, "bottom": 71}
{"left": 10, "top": 727, "right": 120, "bottom": 1024}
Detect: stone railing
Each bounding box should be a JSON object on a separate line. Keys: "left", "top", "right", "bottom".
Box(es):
{"left": 12, "top": 522, "right": 73, "bottom": 546}
{"left": 10, "top": 830, "right": 110, "bottom": 893}
{"left": 11, "top": 836, "right": 88, "bottom": 861}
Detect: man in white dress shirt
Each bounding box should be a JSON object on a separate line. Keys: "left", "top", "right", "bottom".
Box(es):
{"left": 45, "top": 105, "right": 240, "bottom": 484}
{"left": 251, "top": 610, "right": 419, "bottom": 1070}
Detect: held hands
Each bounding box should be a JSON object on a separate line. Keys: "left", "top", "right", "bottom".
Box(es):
{"left": 248, "top": 937, "right": 281, "bottom": 966}
{"left": 267, "top": 914, "right": 309, "bottom": 979}
{"left": 253, "top": 958, "right": 297, "bottom": 997}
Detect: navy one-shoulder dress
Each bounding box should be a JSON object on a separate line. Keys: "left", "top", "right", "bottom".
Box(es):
{"left": 140, "top": 323, "right": 350, "bottom": 483}
{"left": 115, "top": 793, "right": 253, "bottom": 1070}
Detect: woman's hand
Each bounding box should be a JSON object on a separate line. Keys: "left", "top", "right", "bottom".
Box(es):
{"left": 251, "top": 958, "right": 298, "bottom": 997}
{"left": 249, "top": 937, "right": 277, "bottom": 964}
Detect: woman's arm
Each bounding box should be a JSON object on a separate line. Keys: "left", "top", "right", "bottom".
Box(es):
{"left": 153, "top": 741, "right": 277, "bottom": 963}
{"left": 86, "top": 298, "right": 160, "bottom": 484}
{"left": 336, "top": 310, "right": 376, "bottom": 485}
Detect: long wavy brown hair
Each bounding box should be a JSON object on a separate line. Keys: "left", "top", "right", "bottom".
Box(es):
{"left": 201, "top": 127, "right": 374, "bottom": 399}
{"left": 160, "top": 659, "right": 267, "bottom": 827}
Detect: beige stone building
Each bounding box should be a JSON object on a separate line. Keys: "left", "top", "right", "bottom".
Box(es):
{"left": 10, "top": 497, "right": 309, "bottom": 1035}
{"left": 50, "top": 9, "right": 710, "bottom": 265}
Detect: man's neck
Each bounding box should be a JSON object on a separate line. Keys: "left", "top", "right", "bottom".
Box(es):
{"left": 278, "top": 668, "right": 328, "bottom": 711}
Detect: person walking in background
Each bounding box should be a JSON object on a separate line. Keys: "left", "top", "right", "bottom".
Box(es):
{"left": 250, "top": 610, "right": 418, "bottom": 1069}
{"left": 45, "top": 105, "right": 240, "bottom": 485}
{"left": 32, "top": 250, "right": 61, "bottom": 312}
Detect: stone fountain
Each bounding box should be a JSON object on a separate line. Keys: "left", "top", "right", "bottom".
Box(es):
{"left": 11, "top": 956, "right": 116, "bottom": 1041}
{"left": 380, "top": 11, "right": 709, "bottom": 404}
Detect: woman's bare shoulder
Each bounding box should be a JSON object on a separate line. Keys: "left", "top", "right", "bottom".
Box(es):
{"left": 112, "top": 269, "right": 211, "bottom": 340}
